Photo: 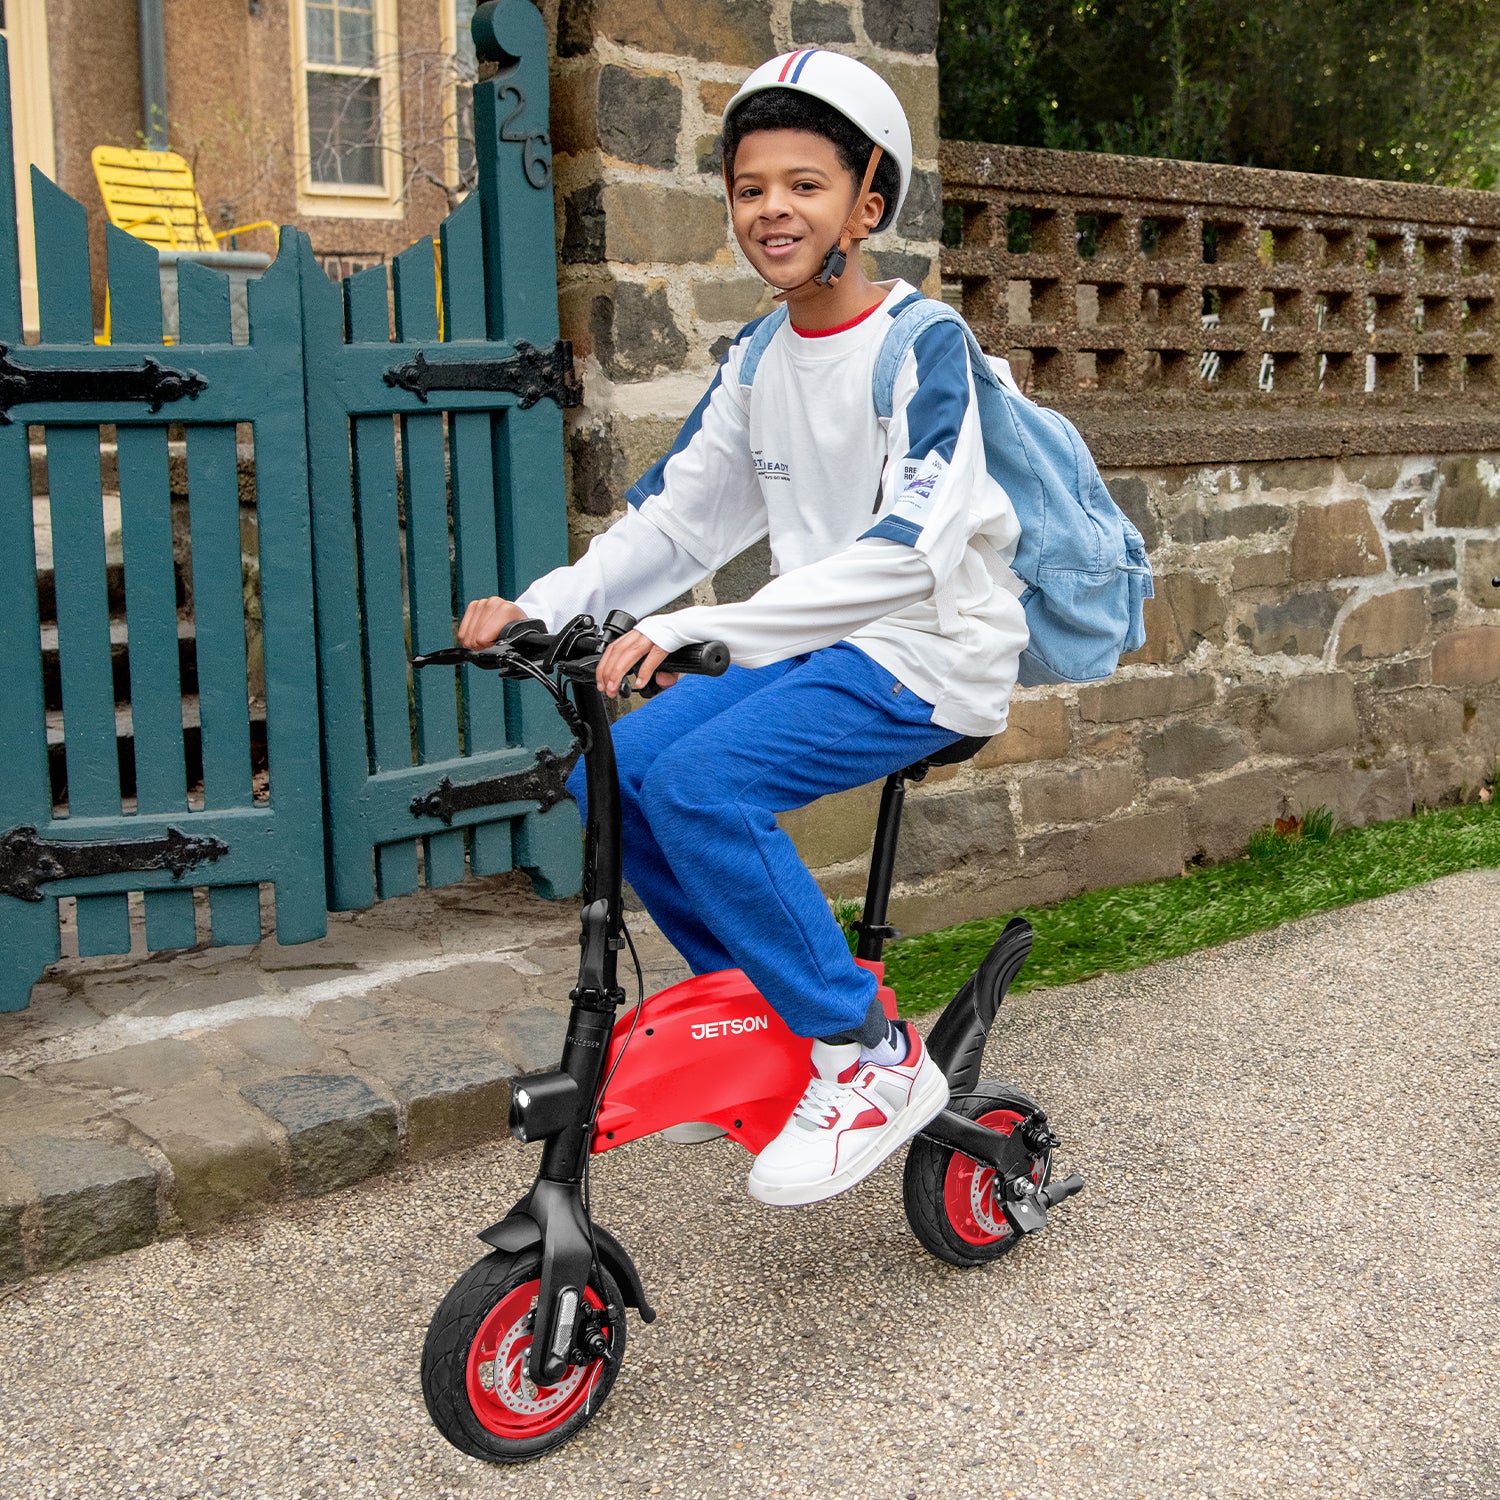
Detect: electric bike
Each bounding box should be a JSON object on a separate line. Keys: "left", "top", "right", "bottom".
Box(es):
{"left": 412, "top": 612, "right": 1083, "bottom": 1463}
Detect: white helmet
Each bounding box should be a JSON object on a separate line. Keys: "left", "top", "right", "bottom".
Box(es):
{"left": 723, "top": 50, "right": 913, "bottom": 233}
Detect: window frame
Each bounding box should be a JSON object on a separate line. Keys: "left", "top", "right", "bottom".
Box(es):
{"left": 441, "top": 0, "right": 477, "bottom": 200}
{"left": 2, "top": 0, "right": 58, "bottom": 333}
{"left": 291, "top": 0, "right": 405, "bottom": 219}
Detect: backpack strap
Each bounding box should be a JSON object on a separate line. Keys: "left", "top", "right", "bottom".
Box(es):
{"left": 871, "top": 295, "right": 1004, "bottom": 421}
{"left": 737, "top": 304, "right": 789, "bottom": 389}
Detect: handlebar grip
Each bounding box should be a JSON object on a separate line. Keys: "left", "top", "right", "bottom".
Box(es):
{"left": 659, "top": 641, "right": 730, "bottom": 677}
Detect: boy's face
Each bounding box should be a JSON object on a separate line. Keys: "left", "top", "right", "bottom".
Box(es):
{"left": 728, "top": 128, "right": 882, "bottom": 291}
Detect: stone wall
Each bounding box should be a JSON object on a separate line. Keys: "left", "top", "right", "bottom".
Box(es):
{"left": 547, "top": 0, "right": 943, "bottom": 579}
{"left": 781, "top": 452, "right": 1500, "bottom": 931}
{"left": 538, "top": 12, "right": 1500, "bottom": 928}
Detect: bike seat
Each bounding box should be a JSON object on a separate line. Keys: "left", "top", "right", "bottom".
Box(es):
{"left": 900, "top": 735, "right": 991, "bottom": 780}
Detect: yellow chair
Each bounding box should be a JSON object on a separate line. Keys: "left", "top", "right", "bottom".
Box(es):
{"left": 91, "top": 145, "right": 277, "bottom": 252}
{"left": 91, "top": 146, "right": 278, "bottom": 341}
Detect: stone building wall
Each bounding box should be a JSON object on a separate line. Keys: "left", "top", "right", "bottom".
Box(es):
{"left": 781, "top": 453, "right": 1500, "bottom": 931}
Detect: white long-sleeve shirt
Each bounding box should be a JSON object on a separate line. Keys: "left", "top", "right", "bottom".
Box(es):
{"left": 516, "top": 279, "right": 1029, "bottom": 735}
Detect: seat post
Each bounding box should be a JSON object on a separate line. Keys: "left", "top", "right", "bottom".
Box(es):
{"left": 854, "top": 771, "right": 908, "bottom": 962}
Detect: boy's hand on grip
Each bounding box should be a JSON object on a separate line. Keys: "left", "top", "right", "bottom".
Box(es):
{"left": 457, "top": 596, "right": 525, "bottom": 649}
{"left": 598, "top": 629, "right": 679, "bottom": 699}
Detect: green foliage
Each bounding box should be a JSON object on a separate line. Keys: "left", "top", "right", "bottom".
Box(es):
{"left": 940, "top": 0, "right": 1500, "bottom": 187}
{"left": 885, "top": 799, "right": 1500, "bottom": 1013}
{"left": 1245, "top": 825, "right": 1287, "bottom": 862}
{"left": 1246, "top": 804, "right": 1335, "bottom": 861}
{"left": 831, "top": 899, "right": 863, "bottom": 954}
{"left": 1300, "top": 805, "right": 1336, "bottom": 844}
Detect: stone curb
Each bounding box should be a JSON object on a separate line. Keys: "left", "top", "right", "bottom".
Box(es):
{"left": 0, "top": 877, "right": 694, "bottom": 1285}
{"left": 0, "top": 1043, "right": 557, "bottom": 1284}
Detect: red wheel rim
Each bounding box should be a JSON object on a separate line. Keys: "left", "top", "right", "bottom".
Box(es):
{"left": 464, "top": 1280, "right": 609, "bottom": 1439}
{"left": 942, "top": 1108, "right": 1046, "bottom": 1248}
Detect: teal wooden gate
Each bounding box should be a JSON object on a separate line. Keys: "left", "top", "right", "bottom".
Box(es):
{"left": 0, "top": 0, "right": 578, "bottom": 1011}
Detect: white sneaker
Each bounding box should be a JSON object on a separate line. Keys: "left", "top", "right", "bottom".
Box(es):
{"left": 747, "top": 1029, "right": 949, "bottom": 1206}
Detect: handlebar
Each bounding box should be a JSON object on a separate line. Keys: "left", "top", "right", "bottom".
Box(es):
{"left": 411, "top": 612, "right": 730, "bottom": 690}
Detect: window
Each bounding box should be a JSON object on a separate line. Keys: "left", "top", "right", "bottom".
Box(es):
{"left": 293, "top": 0, "right": 402, "bottom": 215}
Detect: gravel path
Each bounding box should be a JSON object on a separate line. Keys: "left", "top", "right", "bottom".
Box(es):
{"left": 2, "top": 870, "right": 1497, "bottom": 1500}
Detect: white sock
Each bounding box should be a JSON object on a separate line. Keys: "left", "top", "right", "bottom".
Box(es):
{"left": 860, "top": 1020, "right": 909, "bottom": 1067}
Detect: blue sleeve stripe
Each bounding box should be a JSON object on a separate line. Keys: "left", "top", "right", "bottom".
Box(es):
{"left": 623, "top": 314, "right": 767, "bottom": 509}
{"left": 901, "top": 321, "right": 970, "bottom": 465}
{"left": 624, "top": 366, "right": 723, "bottom": 509}
{"left": 860, "top": 514, "right": 923, "bottom": 547}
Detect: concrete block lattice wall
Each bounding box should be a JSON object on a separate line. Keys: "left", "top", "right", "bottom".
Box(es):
{"left": 545, "top": 0, "right": 942, "bottom": 588}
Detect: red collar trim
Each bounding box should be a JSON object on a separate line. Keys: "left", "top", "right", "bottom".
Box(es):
{"left": 790, "top": 299, "right": 884, "bottom": 338}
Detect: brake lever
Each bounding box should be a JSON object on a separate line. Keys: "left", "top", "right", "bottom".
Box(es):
{"left": 410, "top": 647, "right": 469, "bottom": 668}
{"left": 411, "top": 644, "right": 512, "bottom": 670}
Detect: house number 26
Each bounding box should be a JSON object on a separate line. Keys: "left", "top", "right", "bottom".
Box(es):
{"left": 498, "top": 85, "right": 552, "bottom": 189}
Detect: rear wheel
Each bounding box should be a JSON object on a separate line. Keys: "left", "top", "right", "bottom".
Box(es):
{"left": 903, "top": 1082, "right": 1053, "bottom": 1267}
{"left": 421, "top": 1249, "right": 625, "bottom": 1463}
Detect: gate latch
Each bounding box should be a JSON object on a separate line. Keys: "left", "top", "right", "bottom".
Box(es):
{"left": 409, "top": 745, "right": 580, "bottom": 825}
{"left": 0, "top": 824, "right": 230, "bottom": 902}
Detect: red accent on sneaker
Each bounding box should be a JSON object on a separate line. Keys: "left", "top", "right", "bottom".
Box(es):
{"left": 894, "top": 1032, "right": 923, "bottom": 1071}
{"left": 850, "top": 1106, "right": 888, "bottom": 1131}
{"left": 837, "top": 1059, "right": 861, "bottom": 1084}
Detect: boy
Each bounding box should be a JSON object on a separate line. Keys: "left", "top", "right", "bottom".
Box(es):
{"left": 458, "top": 50, "right": 1029, "bottom": 1206}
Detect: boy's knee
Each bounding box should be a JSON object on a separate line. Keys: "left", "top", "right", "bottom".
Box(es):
{"left": 640, "top": 740, "right": 720, "bottom": 819}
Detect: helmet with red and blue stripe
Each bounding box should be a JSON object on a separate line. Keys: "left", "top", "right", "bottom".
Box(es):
{"left": 723, "top": 50, "right": 913, "bottom": 233}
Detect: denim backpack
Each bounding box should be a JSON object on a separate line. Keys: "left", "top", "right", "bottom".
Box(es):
{"left": 739, "top": 296, "right": 1153, "bottom": 687}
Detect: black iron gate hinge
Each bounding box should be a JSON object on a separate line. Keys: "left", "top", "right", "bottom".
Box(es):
{"left": 0, "top": 344, "right": 208, "bottom": 425}
{"left": 409, "top": 745, "right": 580, "bottom": 826}
{"left": 0, "top": 824, "right": 230, "bottom": 902}
{"left": 382, "top": 340, "right": 583, "bottom": 409}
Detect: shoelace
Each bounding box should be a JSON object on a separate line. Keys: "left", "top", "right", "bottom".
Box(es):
{"left": 792, "top": 1074, "right": 848, "bottom": 1128}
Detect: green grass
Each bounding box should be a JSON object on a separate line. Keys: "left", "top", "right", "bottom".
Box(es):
{"left": 879, "top": 800, "right": 1500, "bottom": 1014}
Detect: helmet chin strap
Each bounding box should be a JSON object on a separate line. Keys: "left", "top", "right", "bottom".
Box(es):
{"left": 725, "top": 146, "right": 885, "bottom": 304}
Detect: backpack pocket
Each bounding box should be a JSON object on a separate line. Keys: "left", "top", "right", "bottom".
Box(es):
{"left": 1019, "top": 565, "right": 1144, "bottom": 686}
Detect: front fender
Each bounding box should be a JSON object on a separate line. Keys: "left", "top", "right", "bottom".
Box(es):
{"left": 479, "top": 1211, "right": 656, "bottom": 1323}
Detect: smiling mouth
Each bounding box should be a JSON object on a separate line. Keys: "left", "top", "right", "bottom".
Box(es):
{"left": 762, "top": 234, "right": 810, "bottom": 264}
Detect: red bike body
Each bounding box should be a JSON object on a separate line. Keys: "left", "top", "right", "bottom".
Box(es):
{"left": 591, "top": 959, "right": 897, "bottom": 1155}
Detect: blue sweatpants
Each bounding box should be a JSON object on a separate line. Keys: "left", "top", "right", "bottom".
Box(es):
{"left": 566, "top": 642, "right": 961, "bottom": 1039}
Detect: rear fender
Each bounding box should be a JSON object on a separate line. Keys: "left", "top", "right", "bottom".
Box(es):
{"left": 924, "top": 919, "right": 1033, "bottom": 1095}
{"left": 590, "top": 962, "right": 895, "bottom": 1155}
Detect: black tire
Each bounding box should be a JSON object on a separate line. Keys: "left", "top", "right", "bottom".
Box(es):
{"left": 903, "top": 1082, "right": 1053, "bottom": 1268}
{"left": 421, "top": 1249, "right": 626, "bottom": 1464}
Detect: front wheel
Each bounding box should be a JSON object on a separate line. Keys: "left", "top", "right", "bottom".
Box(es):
{"left": 903, "top": 1082, "right": 1053, "bottom": 1267}
{"left": 421, "top": 1249, "right": 626, "bottom": 1463}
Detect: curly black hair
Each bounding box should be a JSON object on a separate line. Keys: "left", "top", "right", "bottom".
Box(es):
{"left": 722, "top": 89, "right": 901, "bottom": 230}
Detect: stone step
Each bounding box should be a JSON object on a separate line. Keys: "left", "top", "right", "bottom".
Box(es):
{"left": 44, "top": 695, "right": 268, "bottom": 811}
{"left": 39, "top": 617, "right": 200, "bottom": 709}
{"left": 29, "top": 441, "right": 257, "bottom": 503}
